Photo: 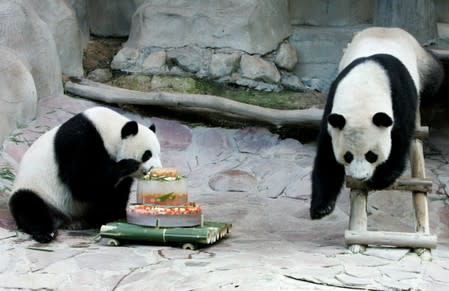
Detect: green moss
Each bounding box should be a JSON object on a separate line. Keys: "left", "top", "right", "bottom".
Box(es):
{"left": 151, "top": 75, "right": 197, "bottom": 93}
{"left": 191, "top": 79, "right": 325, "bottom": 110}
{"left": 110, "top": 74, "right": 152, "bottom": 92}
{"left": 111, "top": 74, "right": 326, "bottom": 110}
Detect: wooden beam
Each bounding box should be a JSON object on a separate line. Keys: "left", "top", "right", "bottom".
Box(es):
{"left": 345, "top": 230, "right": 437, "bottom": 249}
{"left": 64, "top": 78, "right": 323, "bottom": 128}
{"left": 345, "top": 177, "right": 433, "bottom": 193}
{"left": 414, "top": 126, "right": 429, "bottom": 140}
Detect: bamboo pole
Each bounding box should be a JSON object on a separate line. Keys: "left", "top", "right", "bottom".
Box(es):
{"left": 64, "top": 78, "right": 323, "bottom": 128}
{"left": 347, "top": 189, "right": 368, "bottom": 253}
{"left": 345, "top": 230, "right": 437, "bottom": 249}
{"left": 100, "top": 221, "right": 232, "bottom": 245}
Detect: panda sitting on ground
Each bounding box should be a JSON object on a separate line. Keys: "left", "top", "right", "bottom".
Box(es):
{"left": 310, "top": 27, "right": 444, "bottom": 219}
{"left": 9, "top": 106, "right": 162, "bottom": 242}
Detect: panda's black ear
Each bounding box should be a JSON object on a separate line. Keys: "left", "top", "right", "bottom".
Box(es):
{"left": 372, "top": 112, "right": 393, "bottom": 127}
{"left": 149, "top": 124, "right": 156, "bottom": 133}
{"left": 121, "top": 121, "right": 138, "bottom": 139}
{"left": 328, "top": 113, "right": 346, "bottom": 130}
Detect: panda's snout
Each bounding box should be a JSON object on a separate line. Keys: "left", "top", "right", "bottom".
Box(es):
{"left": 345, "top": 161, "right": 372, "bottom": 181}
{"left": 142, "top": 157, "right": 162, "bottom": 172}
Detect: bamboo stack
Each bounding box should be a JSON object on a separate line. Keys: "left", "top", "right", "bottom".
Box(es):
{"left": 344, "top": 112, "right": 437, "bottom": 257}
{"left": 99, "top": 221, "right": 232, "bottom": 249}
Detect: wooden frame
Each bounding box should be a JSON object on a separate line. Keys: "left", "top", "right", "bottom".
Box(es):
{"left": 345, "top": 112, "right": 436, "bottom": 258}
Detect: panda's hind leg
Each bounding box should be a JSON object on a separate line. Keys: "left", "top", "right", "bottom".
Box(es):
{"left": 9, "top": 189, "right": 65, "bottom": 243}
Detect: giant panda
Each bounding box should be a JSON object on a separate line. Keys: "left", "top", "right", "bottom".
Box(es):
{"left": 310, "top": 27, "right": 444, "bottom": 219}
{"left": 8, "top": 106, "right": 162, "bottom": 242}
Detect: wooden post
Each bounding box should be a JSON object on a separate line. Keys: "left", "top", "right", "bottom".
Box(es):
{"left": 410, "top": 139, "right": 430, "bottom": 233}
{"left": 410, "top": 111, "right": 432, "bottom": 259}
{"left": 347, "top": 189, "right": 368, "bottom": 253}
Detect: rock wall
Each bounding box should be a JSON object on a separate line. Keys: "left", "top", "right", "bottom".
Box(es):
{"left": 0, "top": 1, "right": 63, "bottom": 98}
{"left": 112, "top": 41, "right": 302, "bottom": 92}
{"left": 289, "top": 0, "right": 374, "bottom": 26}
{"left": 373, "top": 0, "right": 438, "bottom": 45}
{"left": 110, "top": 0, "right": 301, "bottom": 91}
{"left": 126, "top": 0, "right": 291, "bottom": 55}
{"left": 0, "top": 47, "right": 37, "bottom": 144}
{"left": 435, "top": 0, "right": 449, "bottom": 23}
{"left": 87, "top": 0, "right": 145, "bottom": 37}
{"left": 289, "top": 26, "right": 366, "bottom": 93}
{"left": 29, "top": 0, "right": 84, "bottom": 77}
{"left": 66, "top": 0, "right": 89, "bottom": 49}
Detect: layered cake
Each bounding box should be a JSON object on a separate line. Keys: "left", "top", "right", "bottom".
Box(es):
{"left": 127, "top": 168, "right": 202, "bottom": 227}
{"left": 137, "top": 168, "right": 188, "bottom": 205}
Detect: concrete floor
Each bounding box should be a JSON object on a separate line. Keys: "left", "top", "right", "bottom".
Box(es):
{"left": 0, "top": 94, "right": 448, "bottom": 290}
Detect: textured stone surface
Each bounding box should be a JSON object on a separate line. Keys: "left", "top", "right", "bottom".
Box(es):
{"left": 111, "top": 47, "right": 140, "bottom": 71}
{"left": 87, "top": 0, "right": 144, "bottom": 37}
{"left": 436, "top": 0, "right": 449, "bottom": 23}
{"left": 289, "top": 0, "right": 373, "bottom": 26}
{"left": 0, "top": 1, "right": 63, "bottom": 98}
{"left": 142, "top": 50, "right": 167, "bottom": 73}
{"left": 373, "top": 0, "right": 438, "bottom": 45}
{"left": 67, "top": 0, "right": 89, "bottom": 49}
{"left": 166, "top": 47, "right": 206, "bottom": 74}
{"left": 87, "top": 68, "right": 113, "bottom": 83}
{"left": 290, "top": 25, "right": 368, "bottom": 92}
{"left": 281, "top": 71, "right": 306, "bottom": 91}
{"left": 0, "top": 47, "right": 37, "bottom": 144}
{"left": 126, "top": 0, "right": 290, "bottom": 55}
{"left": 209, "top": 169, "right": 257, "bottom": 192}
{"left": 208, "top": 53, "right": 241, "bottom": 79}
{"left": 240, "top": 55, "right": 281, "bottom": 84}
{"left": 30, "top": 0, "right": 83, "bottom": 77}
{"left": 111, "top": 37, "right": 296, "bottom": 91}
{"left": 274, "top": 41, "right": 298, "bottom": 71}
{"left": 0, "top": 94, "right": 449, "bottom": 290}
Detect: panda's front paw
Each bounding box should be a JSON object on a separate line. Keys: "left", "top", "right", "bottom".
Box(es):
{"left": 118, "top": 159, "right": 141, "bottom": 176}
{"left": 31, "top": 231, "right": 57, "bottom": 243}
{"left": 310, "top": 200, "right": 336, "bottom": 220}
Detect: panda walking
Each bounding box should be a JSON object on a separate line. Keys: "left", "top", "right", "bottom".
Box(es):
{"left": 8, "top": 107, "right": 162, "bottom": 242}
{"left": 310, "top": 27, "right": 444, "bottom": 219}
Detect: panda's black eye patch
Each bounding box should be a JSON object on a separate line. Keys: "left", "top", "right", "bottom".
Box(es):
{"left": 365, "top": 151, "right": 378, "bottom": 163}
{"left": 344, "top": 151, "right": 353, "bottom": 163}
{"left": 142, "top": 150, "right": 152, "bottom": 162}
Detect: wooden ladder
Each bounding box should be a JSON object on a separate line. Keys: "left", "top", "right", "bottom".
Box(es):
{"left": 344, "top": 113, "right": 437, "bottom": 258}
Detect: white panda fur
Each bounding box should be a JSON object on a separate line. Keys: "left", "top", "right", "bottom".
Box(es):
{"left": 310, "top": 27, "right": 444, "bottom": 220}
{"left": 329, "top": 61, "right": 394, "bottom": 180}
{"left": 9, "top": 106, "right": 162, "bottom": 242}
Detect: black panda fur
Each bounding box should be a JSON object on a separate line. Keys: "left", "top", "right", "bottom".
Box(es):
{"left": 310, "top": 28, "right": 444, "bottom": 220}
{"left": 9, "top": 107, "right": 161, "bottom": 242}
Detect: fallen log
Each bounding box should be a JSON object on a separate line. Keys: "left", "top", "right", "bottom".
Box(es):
{"left": 65, "top": 78, "right": 323, "bottom": 127}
